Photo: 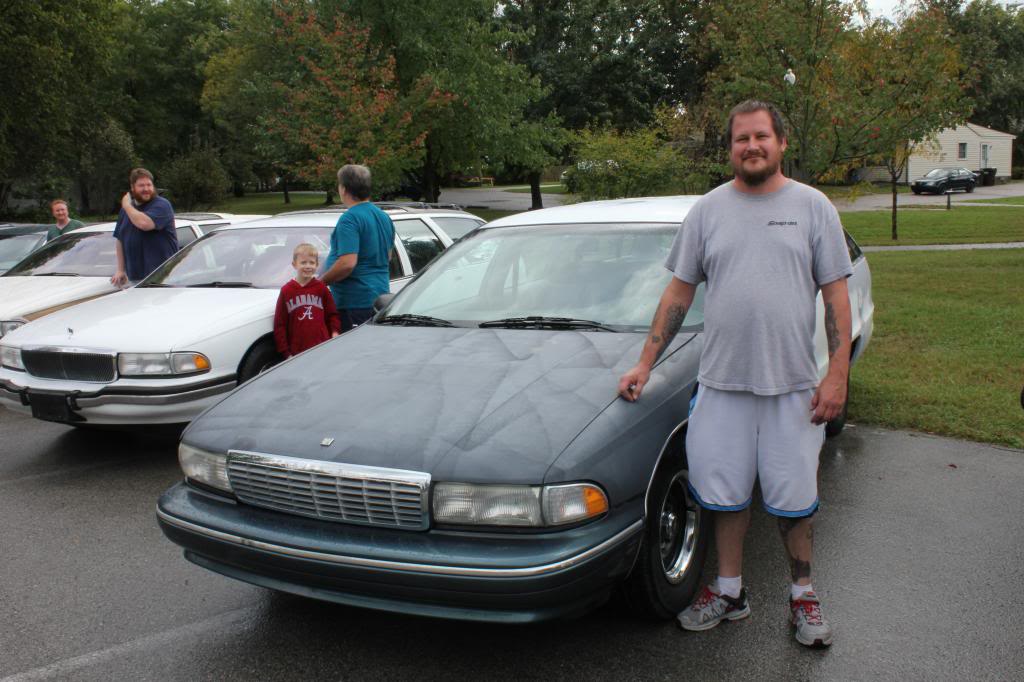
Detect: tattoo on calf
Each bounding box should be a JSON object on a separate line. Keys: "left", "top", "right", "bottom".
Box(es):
{"left": 824, "top": 302, "right": 840, "bottom": 357}
{"left": 778, "top": 517, "right": 814, "bottom": 582}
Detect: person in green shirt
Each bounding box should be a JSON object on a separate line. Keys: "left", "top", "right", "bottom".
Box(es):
{"left": 47, "top": 199, "right": 85, "bottom": 241}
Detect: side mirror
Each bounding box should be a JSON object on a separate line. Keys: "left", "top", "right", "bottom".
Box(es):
{"left": 373, "top": 293, "right": 395, "bottom": 312}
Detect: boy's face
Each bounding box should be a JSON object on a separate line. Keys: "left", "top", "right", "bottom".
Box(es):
{"left": 293, "top": 252, "right": 319, "bottom": 280}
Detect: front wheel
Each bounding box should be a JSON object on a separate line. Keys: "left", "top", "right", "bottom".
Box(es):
{"left": 622, "top": 447, "right": 709, "bottom": 619}
{"left": 238, "top": 340, "right": 281, "bottom": 384}
{"left": 966, "top": 182, "right": 975, "bottom": 193}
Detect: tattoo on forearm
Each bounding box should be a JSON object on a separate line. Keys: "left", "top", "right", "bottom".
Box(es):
{"left": 824, "top": 302, "right": 840, "bottom": 357}
{"left": 778, "top": 517, "right": 814, "bottom": 582}
{"left": 649, "top": 303, "right": 687, "bottom": 361}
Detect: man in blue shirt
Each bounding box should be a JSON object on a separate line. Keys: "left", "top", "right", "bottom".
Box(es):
{"left": 111, "top": 168, "right": 177, "bottom": 286}
{"left": 321, "top": 164, "right": 395, "bottom": 332}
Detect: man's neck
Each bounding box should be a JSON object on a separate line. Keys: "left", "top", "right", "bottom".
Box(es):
{"left": 732, "top": 172, "right": 788, "bottom": 195}
{"left": 56, "top": 218, "right": 70, "bottom": 228}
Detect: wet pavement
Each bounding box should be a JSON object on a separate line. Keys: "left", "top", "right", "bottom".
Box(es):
{"left": 1, "top": 407, "right": 1022, "bottom": 681}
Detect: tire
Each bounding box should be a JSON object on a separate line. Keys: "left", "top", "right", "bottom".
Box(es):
{"left": 937, "top": 183, "right": 948, "bottom": 195}
{"left": 825, "top": 375, "right": 850, "bottom": 439}
{"left": 966, "top": 182, "right": 975, "bottom": 193}
{"left": 622, "top": 445, "right": 710, "bottom": 620}
{"left": 912, "top": 189, "right": 921, "bottom": 195}
{"left": 238, "top": 339, "right": 281, "bottom": 384}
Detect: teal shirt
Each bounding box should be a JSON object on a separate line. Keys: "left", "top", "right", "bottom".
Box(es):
{"left": 47, "top": 219, "right": 85, "bottom": 242}
{"left": 325, "top": 202, "right": 395, "bottom": 309}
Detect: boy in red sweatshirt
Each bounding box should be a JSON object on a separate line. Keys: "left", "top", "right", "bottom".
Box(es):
{"left": 273, "top": 243, "right": 341, "bottom": 358}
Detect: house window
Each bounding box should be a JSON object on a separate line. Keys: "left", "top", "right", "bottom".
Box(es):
{"left": 958, "top": 142, "right": 967, "bottom": 159}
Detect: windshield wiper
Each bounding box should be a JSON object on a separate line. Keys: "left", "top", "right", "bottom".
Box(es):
{"left": 137, "top": 282, "right": 174, "bottom": 288}
{"left": 376, "top": 313, "right": 453, "bottom": 327}
{"left": 478, "top": 316, "right": 617, "bottom": 332}
{"left": 186, "top": 281, "right": 254, "bottom": 288}
{"left": 34, "top": 272, "right": 81, "bottom": 277}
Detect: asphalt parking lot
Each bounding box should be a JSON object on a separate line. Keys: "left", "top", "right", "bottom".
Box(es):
{"left": 2, "top": 407, "right": 1022, "bottom": 681}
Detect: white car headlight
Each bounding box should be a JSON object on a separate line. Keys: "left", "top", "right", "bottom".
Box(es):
{"left": 0, "top": 319, "right": 26, "bottom": 338}
{"left": 432, "top": 482, "right": 608, "bottom": 527}
{"left": 433, "top": 483, "right": 543, "bottom": 526}
{"left": 178, "top": 442, "right": 232, "bottom": 492}
{"left": 0, "top": 344, "right": 25, "bottom": 371}
{"left": 119, "top": 352, "right": 210, "bottom": 377}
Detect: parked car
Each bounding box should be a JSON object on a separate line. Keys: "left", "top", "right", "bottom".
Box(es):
{"left": 910, "top": 167, "right": 978, "bottom": 195}
{"left": 0, "top": 207, "right": 480, "bottom": 425}
{"left": 175, "top": 212, "right": 271, "bottom": 238}
{"left": 0, "top": 224, "right": 50, "bottom": 275}
{"left": 0, "top": 220, "right": 205, "bottom": 340}
{"left": 154, "top": 196, "right": 874, "bottom": 624}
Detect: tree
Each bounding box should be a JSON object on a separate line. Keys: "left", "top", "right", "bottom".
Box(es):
{"left": 162, "top": 147, "right": 231, "bottom": 211}
{"left": 0, "top": 0, "right": 118, "bottom": 214}
{"left": 264, "top": 1, "right": 445, "bottom": 196}
{"left": 701, "top": 0, "right": 969, "bottom": 202}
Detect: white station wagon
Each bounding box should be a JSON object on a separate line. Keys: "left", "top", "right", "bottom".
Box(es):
{"left": 0, "top": 207, "right": 482, "bottom": 426}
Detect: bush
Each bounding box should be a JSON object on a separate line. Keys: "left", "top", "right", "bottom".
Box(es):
{"left": 162, "top": 149, "right": 230, "bottom": 211}
{"left": 1012, "top": 166, "right": 1023, "bottom": 180}
{"left": 569, "top": 126, "right": 720, "bottom": 201}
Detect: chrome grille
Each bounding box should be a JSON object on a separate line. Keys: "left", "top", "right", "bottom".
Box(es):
{"left": 226, "top": 450, "right": 430, "bottom": 530}
{"left": 22, "top": 349, "right": 116, "bottom": 382}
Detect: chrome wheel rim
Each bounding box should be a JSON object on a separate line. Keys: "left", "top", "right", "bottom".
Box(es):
{"left": 659, "top": 470, "right": 699, "bottom": 584}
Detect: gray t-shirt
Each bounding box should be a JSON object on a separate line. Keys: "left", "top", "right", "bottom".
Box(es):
{"left": 666, "top": 180, "right": 853, "bottom": 395}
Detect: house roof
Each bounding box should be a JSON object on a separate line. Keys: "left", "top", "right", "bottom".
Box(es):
{"left": 962, "top": 122, "right": 1016, "bottom": 139}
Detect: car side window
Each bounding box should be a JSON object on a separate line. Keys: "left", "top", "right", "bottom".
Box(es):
{"left": 176, "top": 226, "right": 197, "bottom": 248}
{"left": 429, "top": 216, "right": 484, "bottom": 241}
{"left": 389, "top": 247, "right": 404, "bottom": 279}
{"left": 844, "top": 230, "right": 863, "bottom": 262}
{"left": 394, "top": 219, "right": 445, "bottom": 273}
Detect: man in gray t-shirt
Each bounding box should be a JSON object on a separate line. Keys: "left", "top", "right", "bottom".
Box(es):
{"left": 617, "top": 100, "right": 853, "bottom": 647}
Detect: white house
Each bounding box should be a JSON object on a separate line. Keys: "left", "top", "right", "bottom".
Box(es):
{"left": 857, "top": 122, "right": 1015, "bottom": 183}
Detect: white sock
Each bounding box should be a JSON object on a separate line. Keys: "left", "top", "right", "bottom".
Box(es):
{"left": 717, "top": 575, "right": 742, "bottom": 598}
{"left": 791, "top": 582, "right": 814, "bottom": 600}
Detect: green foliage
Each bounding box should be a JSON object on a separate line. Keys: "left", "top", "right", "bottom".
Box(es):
{"left": 76, "top": 116, "right": 139, "bottom": 214}
{"left": 0, "top": 0, "right": 118, "bottom": 212}
{"left": 570, "top": 122, "right": 715, "bottom": 201}
{"left": 702, "top": 0, "right": 970, "bottom": 185}
{"left": 162, "top": 148, "right": 231, "bottom": 211}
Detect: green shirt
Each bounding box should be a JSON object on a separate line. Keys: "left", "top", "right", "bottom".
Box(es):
{"left": 47, "top": 219, "right": 85, "bottom": 242}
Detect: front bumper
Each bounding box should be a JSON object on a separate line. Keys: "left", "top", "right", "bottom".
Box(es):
{"left": 157, "top": 481, "right": 645, "bottom": 623}
{"left": 0, "top": 371, "right": 236, "bottom": 425}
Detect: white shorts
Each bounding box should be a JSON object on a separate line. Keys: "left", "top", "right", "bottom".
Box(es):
{"left": 685, "top": 385, "right": 824, "bottom": 517}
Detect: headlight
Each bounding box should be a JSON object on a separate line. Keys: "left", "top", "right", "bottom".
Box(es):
{"left": 0, "top": 319, "right": 26, "bottom": 338}
{"left": 0, "top": 344, "right": 25, "bottom": 371}
{"left": 119, "top": 352, "right": 210, "bottom": 376}
{"left": 432, "top": 482, "right": 608, "bottom": 527}
{"left": 178, "top": 442, "right": 232, "bottom": 492}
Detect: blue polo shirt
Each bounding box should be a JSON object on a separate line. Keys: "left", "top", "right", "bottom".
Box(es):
{"left": 112, "top": 196, "right": 178, "bottom": 281}
{"left": 325, "top": 202, "right": 394, "bottom": 309}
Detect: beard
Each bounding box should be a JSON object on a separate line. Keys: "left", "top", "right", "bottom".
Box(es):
{"left": 733, "top": 154, "right": 781, "bottom": 187}
{"left": 131, "top": 187, "right": 155, "bottom": 204}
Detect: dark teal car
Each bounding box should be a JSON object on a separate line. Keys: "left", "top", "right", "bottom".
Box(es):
{"left": 158, "top": 197, "right": 713, "bottom": 623}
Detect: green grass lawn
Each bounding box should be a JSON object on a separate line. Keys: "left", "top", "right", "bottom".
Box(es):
{"left": 964, "top": 196, "right": 1024, "bottom": 206}
{"left": 849, "top": 249, "right": 1024, "bottom": 448}
{"left": 505, "top": 184, "right": 574, "bottom": 195}
{"left": 213, "top": 192, "right": 332, "bottom": 215}
{"left": 840, "top": 206, "right": 1024, "bottom": 245}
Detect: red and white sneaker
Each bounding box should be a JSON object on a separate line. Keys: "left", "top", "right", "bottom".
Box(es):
{"left": 677, "top": 583, "right": 751, "bottom": 631}
{"left": 790, "top": 591, "right": 834, "bottom": 647}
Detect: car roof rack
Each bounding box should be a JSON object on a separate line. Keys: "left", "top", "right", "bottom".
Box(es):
{"left": 279, "top": 202, "right": 466, "bottom": 217}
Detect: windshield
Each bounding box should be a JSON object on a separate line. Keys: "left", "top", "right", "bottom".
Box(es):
{"left": 0, "top": 234, "right": 46, "bottom": 271}
{"left": 4, "top": 232, "right": 115, "bottom": 277}
{"left": 144, "top": 226, "right": 333, "bottom": 288}
{"left": 384, "top": 223, "right": 704, "bottom": 332}
{"left": 924, "top": 169, "right": 948, "bottom": 178}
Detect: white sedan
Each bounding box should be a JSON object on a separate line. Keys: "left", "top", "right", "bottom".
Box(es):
{"left": 0, "top": 207, "right": 482, "bottom": 426}
{"left": 0, "top": 220, "right": 205, "bottom": 340}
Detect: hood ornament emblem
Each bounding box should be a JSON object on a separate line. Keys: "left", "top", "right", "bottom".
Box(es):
{"left": 67, "top": 327, "right": 74, "bottom": 337}
{"left": 320, "top": 437, "right": 335, "bottom": 447}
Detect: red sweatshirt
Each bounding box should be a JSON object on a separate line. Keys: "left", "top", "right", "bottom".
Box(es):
{"left": 273, "top": 278, "right": 341, "bottom": 356}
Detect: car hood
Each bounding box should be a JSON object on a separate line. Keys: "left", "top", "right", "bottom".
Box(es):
{"left": 0, "top": 275, "right": 117, "bottom": 320}
{"left": 3, "top": 287, "right": 277, "bottom": 352}
{"left": 185, "top": 325, "right": 697, "bottom": 483}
